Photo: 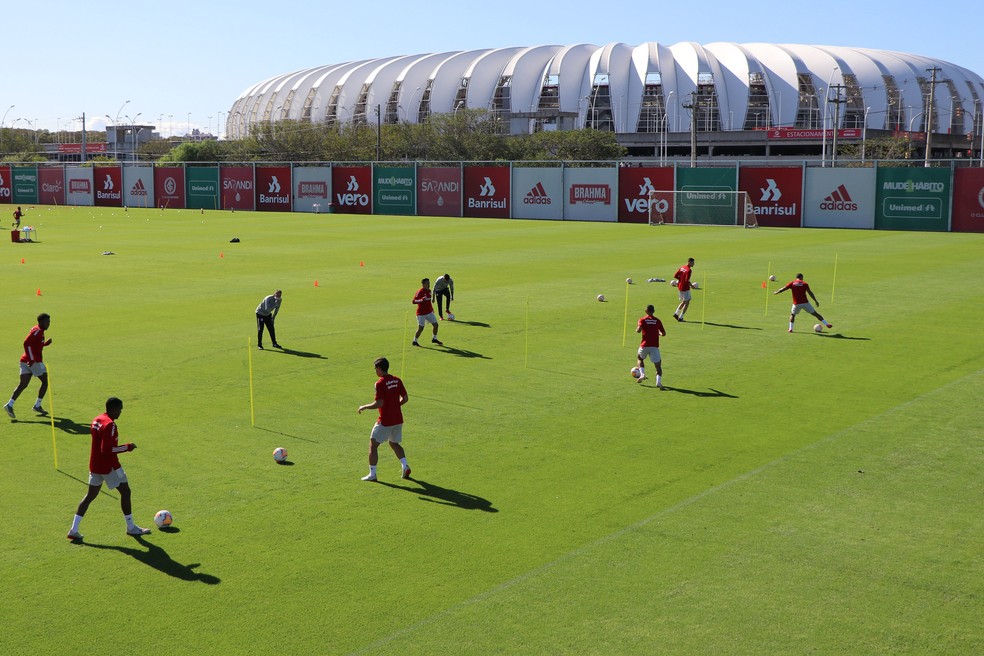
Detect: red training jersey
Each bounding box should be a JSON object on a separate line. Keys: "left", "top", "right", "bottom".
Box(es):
{"left": 374, "top": 374, "right": 407, "bottom": 427}
{"left": 637, "top": 315, "right": 665, "bottom": 347}
{"left": 20, "top": 325, "right": 46, "bottom": 364}
{"left": 674, "top": 265, "right": 692, "bottom": 291}
{"left": 89, "top": 412, "right": 131, "bottom": 475}
{"left": 783, "top": 279, "right": 812, "bottom": 305}
{"left": 412, "top": 287, "right": 434, "bottom": 316}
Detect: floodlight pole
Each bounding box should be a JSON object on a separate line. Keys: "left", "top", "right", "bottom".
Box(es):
{"left": 375, "top": 104, "right": 381, "bottom": 162}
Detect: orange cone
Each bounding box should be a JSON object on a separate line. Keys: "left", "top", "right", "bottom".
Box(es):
{"left": 21, "top": 258, "right": 25, "bottom": 264}
{"left": 36, "top": 288, "right": 42, "bottom": 296}
{"left": 220, "top": 252, "right": 224, "bottom": 258}
{"left": 360, "top": 261, "right": 364, "bottom": 267}
{"left": 761, "top": 281, "right": 767, "bottom": 288}
{"left": 314, "top": 280, "right": 319, "bottom": 287}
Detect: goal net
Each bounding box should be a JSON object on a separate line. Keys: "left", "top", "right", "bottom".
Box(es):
{"left": 648, "top": 190, "right": 757, "bottom": 227}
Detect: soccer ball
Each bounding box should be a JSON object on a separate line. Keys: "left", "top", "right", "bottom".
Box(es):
{"left": 626, "top": 278, "right": 633, "bottom": 284}
{"left": 273, "top": 447, "right": 288, "bottom": 463}
{"left": 597, "top": 294, "right": 605, "bottom": 302}
{"left": 769, "top": 274, "right": 776, "bottom": 281}
{"left": 630, "top": 367, "right": 643, "bottom": 379}
{"left": 814, "top": 324, "right": 823, "bottom": 333}
{"left": 671, "top": 279, "right": 678, "bottom": 287}
{"left": 153, "top": 510, "right": 173, "bottom": 528}
{"left": 447, "top": 313, "right": 455, "bottom": 321}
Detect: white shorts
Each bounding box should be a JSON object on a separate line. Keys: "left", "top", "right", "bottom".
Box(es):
{"left": 637, "top": 346, "right": 661, "bottom": 363}
{"left": 791, "top": 302, "right": 816, "bottom": 315}
{"left": 371, "top": 422, "right": 403, "bottom": 444}
{"left": 678, "top": 290, "right": 692, "bottom": 302}
{"left": 88, "top": 467, "right": 128, "bottom": 490}
{"left": 19, "top": 362, "right": 46, "bottom": 377}
{"left": 416, "top": 312, "right": 438, "bottom": 327}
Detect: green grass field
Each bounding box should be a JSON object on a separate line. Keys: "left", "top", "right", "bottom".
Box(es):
{"left": 2, "top": 206, "right": 982, "bottom": 655}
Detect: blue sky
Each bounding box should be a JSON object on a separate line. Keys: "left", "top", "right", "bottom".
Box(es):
{"left": 3, "top": 0, "right": 981, "bottom": 138}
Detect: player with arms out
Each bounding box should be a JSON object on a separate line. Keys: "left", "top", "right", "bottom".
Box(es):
{"left": 672, "top": 258, "right": 695, "bottom": 322}
{"left": 67, "top": 397, "right": 151, "bottom": 541}
{"left": 4, "top": 313, "right": 53, "bottom": 419}
{"left": 635, "top": 304, "right": 666, "bottom": 389}
{"left": 357, "top": 357, "right": 411, "bottom": 481}
{"left": 774, "top": 273, "right": 833, "bottom": 333}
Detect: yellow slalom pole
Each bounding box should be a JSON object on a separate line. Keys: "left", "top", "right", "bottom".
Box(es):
{"left": 48, "top": 364, "right": 58, "bottom": 470}
{"left": 247, "top": 337, "right": 255, "bottom": 427}
{"left": 622, "top": 280, "right": 630, "bottom": 346}
{"left": 525, "top": 296, "right": 530, "bottom": 368}
{"left": 401, "top": 311, "right": 409, "bottom": 379}
{"left": 831, "top": 253, "right": 839, "bottom": 303}
{"left": 700, "top": 271, "right": 708, "bottom": 329}
{"left": 765, "top": 261, "right": 772, "bottom": 316}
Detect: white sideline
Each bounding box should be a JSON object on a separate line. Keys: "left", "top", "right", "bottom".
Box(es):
{"left": 348, "top": 368, "right": 983, "bottom": 655}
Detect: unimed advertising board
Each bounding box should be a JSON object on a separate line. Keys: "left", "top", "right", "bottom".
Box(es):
{"left": 875, "top": 168, "right": 950, "bottom": 231}
{"left": 186, "top": 167, "right": 219, "bottom": 210}
{"left": 373, "top": 167, "right": 415, "bottom": 216}
{"left": 676, "top": 168, "right": 738, "bottom": 224}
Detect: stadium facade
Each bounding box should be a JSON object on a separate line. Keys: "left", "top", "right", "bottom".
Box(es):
{"left": 227, "top": 42, "right": 984, "bottom": 158}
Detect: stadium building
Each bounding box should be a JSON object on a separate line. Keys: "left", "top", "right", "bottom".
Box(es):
{"left": 228, "top": 41, "right": 984, "bottom": 160}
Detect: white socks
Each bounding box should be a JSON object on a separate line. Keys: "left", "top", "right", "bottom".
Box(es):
{"left": 399, "top": 457, "right": 409, "bottom": 470}
{"left": 124, "top": 514, "right": 136, "bottom": 530}
{"left": 70, "top": 514, "right": 82, "bottom": 533}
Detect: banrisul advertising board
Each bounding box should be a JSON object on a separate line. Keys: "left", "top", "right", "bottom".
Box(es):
{"left": 875, "top": 168, "right": 950, "bottom": 231}
{"left": 373, "top": 167, "right": 415, "bottom": 216}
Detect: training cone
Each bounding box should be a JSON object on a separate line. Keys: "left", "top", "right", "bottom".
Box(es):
{"left": 360, "top": 261, "right": 364, "bottom": 267}
{"left": 314, "top": 280, "right": 319, "bottom": 287}
{"left": 220, "top": 252, "right": 224, "bottom": 258}
{"left": 36, "top": 289, "right": 42, "bottom": 296}
{"left": 761, "top": 281, "right": 767, "bottom": 288}
{"left": 21, "top": 258, "right": 25, "bottom": 264}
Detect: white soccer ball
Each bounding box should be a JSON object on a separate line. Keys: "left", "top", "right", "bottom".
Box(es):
{"left": 153, "top": 510, "right": 173, "bottom": 528}
{"left": 630, "top": 367, "right": 643, "bottom": 379}
{"left": 814, "top": 324, "right": 823, "bottom": 333}
{"left": 671, "top": 279, "right": 678, "bottom": 287}
{"left": 447, "top": 313, "right": 455, "bottom": 321}
{"left": 691, "top": 282, "right": 699, "bottom": 289}
{"left": 769, "top": 274, "right": 776, "bottom": 281}
{"left": 273, "top": 447, "right": 288, "bottom": 463}
{"left": 597, "top": 294, "right": 605, "bottom": 302}
{"left": 626, "top": 278, "right": 633, "bottom": 284}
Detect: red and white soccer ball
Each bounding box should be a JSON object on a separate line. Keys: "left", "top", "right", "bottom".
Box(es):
{"left": 630, "top": 367, "right": 643, "bottom": 379}
{"left": 813, "top": 324, "right": 824, "bottom": 333}
{"left": 154, "top": 510, "right": 173, "bottom": 528}
{"left": 273, "top": 447, "right": 288, "bottom": 463}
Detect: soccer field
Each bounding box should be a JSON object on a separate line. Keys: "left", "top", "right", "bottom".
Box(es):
{"left": 2, "top": 207, "right": 982, "bottom": 655}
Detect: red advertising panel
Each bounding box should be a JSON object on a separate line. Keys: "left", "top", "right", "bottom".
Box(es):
{"left": 0, "top": 165, "right": 12, "bottom": 203}
{"left": 765, "top": 128, "right": 861, "bottom": 140}
{"left": 332, "top": 166, "right": 372, "bottom": 214}
{"left": 220, "top": 166, "right": 255, "bottom": 211}
{"left": 57, "top": 143, "right": 107, "bottom": 154}
{"left": 38, "top": 168, "right": 65, "bottom": 205}
{"left": 952, "top": 168, "right": 984, "bottom": 233}
{"left": 618, "top": 167, "right": 674, "bottom": 223}
{"left": 93, "top": 166, "right": 123, "bottom": 207}
{"left": 155, "top": 167, "right": 186, "bottom": 209}
{"left": 418, "top": 167, "right": 462, "bottom": 217}
{"left": 255, "top": 166, "right": 292, "bottom": 212}
{"left": 463, "top": 166, "right": 510, "bottom": 218}
{"left": 738, "top": 167, "right": 803, "bottom": 227}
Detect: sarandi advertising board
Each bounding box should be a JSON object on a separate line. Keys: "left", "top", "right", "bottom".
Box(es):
{"left": 738, "top": 167, "right": 803, "bottom": 227}
{"left": 373, "top": 167, "right": 415, "bottom": 216}
{"left": 950, "top": 168, "right": 984, "bottom": 233}
{"left": 463, "top": 166, "right": 510, "bottom": 218}
{"left": 617, "top": 167, "right": 674, "bottom": 223}
{"left": 65, "top": 167, "right": 94, "bottom": 206}
{"left": 417, "top": 167, "right": 461, "bottom": 217}
{"left": 512, "top": 167, "right": 563, "bottom": 220}
{"left": 123, "top": 166, "right": 154, "bottom": 208}
{"left": 256, "top": 166, "right": 292, "bottom": 212}
{"left": 93, "top": 166, "right": 123, "bottom": 207}
{"left": 874, "top": 168, "right": 950, "bottom": 231}
{"left": 155, "top": 167, "right": 186, "bottom": 209}
{"left": 292, "top": 166, "right": 331, "bottom": 213}
{"left": 38, "top": 168, "right": 65, "bottom": 206}
{"left": 220, "top": 166, "right": 255, "bottom": 211}
{"left": 332, "top": 166, "right": 372, "bottom": 214}
{"left": 564, "top": 168, "right": 618, "bottom": 222}
{"left": 0, "top": 166, "right": 11, "bottom": 203}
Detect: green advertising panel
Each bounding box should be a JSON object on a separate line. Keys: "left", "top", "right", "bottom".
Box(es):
{"left": 875, "top": 168, "right": 950, "bottom": 231}
{"left": 675, "top": 167, "right": 738, "bottom": 224}
{"left": 186, "top": 167, "right": 219, "bottom": 210}
{"left": 373, "top": 166, "right": 415, "bottom": 216}
{"left": 12, "top": 166, "right": 38, "bottom": 204}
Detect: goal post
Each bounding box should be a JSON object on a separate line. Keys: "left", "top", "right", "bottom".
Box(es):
{"left": 648, "top": 190, "right": 758, "bottom": 227}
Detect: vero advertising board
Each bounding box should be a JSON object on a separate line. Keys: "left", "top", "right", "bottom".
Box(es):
{"left": 332, "top": 166, "right": 372, "bottom": 214}
{"left": 617, "top": 167, "right": 674, "bottom": 223}
{"left": 512, "top": 167, "right": 563, "bottom": 220}
{"left": 0, "top": 166, "right": 11, "bottom": 203}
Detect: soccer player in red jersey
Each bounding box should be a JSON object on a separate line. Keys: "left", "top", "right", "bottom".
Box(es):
{"left": 635, "top": 304, "right": 667, "bottom": 388}
{"left": 773, "top": 273, "right": 833, "bottom": 333}
{"left": 411, "top": 277, "right": 442, "bottom": 346}
{"left": 672, "top": 258, "right": 695, "bottom": 322}
{"left": 4, "top": 313, "right": 53, "bottom": 419}
{"left": 357, "top": 357, "right": 411, "bottom": 481}
{"left": 67, "top": 397, "right": 151, "bottom": 541}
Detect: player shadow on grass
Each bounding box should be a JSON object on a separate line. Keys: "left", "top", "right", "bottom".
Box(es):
{"left": 57, "top": 470, "right": 120, "bottom": 500}
{"left": 269, "top": 347, "right": 327, "bottom": 359}
{"left": 658, "top": 386, "right": 738, "bottom": 398}
{"left": 376, "top": 479, "right": 498, "bottom": 512}
{"left": 8, "top": 415, "right": 91, "bottom": 434}
{"left": 82, "top": 535, "right": 220, "bottom": 585}
{"left": 436, "top": 345, "right": 491, "bottom": 359}
{"left": 818, "top": 333, "right": 870, "bottom": 341}
{"left": 254, "top": 425, "right": 321, "bottom": 445}
{"left": 448, "top": 319, "right": 491, "bottom": 328}
{"left": 700, "top": 321, "right": 763, "bottom": 331}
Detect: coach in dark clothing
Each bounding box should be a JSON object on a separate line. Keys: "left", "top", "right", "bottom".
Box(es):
{"left": 256, "top": 290, "right": 282, "bottom": 349}
{"left": 433, "top": 274, "right": 454, "bottom": 319}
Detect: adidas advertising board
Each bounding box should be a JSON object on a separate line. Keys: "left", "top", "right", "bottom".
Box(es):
{"left": 617, "top": 168, "right": 674, "bottom": 223}
{"left": 123, "top": 166, "right": 154, "bottom": 209}
{"left": 874, "top": 168, "right": 950, "bottom": 232}
{"left": 463, "top": 166, "right": 509, "bottom": 218}
{"left": 512, "top": 167, "right": 562, "bottom": 220}
{"left": 221, "top": 166, "right": 255, "bottom": 211}
{"left": 93, "top": 166, "right": 123, "bottom": 207}
{"left": 417, "top": 167, "right": 461, "bottom": 217}
{"left": 564, "top": 168, "right": 617, "bottom": 222}
{"left": 38, "top": 168, "right": 65, "bottom": 206}
{"left": 292, "top": 166, "right": 331, "bottom": 213}
{"left": 65, "top": 166, "right": 94, "bottom": 206}
{"left": 155, "top": 167, "right": 186, "bottom": 209}
{"left": 332, "top": 166, "right": 372, "bottom": 214}
{"left": 256, "top": 166, "right": 292, "bottom": 212}
{"left": 803, "top": 168, "right": 875, "bottom": 228}
{"left": 738, "top": 167, "right": 803, "bottom": 227}
{"left": 951, "top": 168, "right": 984, "bottom": 232}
